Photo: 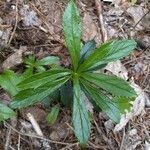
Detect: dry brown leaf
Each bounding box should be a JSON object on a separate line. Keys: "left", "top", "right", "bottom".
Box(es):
{"left": 21, "top": 106, "right": 46, "bottom": 123}
{"left": 82, "top": 12, "right": 102, "bottom": 43}
{"left": 126, "top": 6, "right": 144, "bottom": 30}
{"left": 105, "top": 60, "right": 129, "bottom": 80}
{"left": 2, "top": 46, "right": 27, "bottom": 69}
{"left": 20, "top": 5, "right": 42, "bottom": 27}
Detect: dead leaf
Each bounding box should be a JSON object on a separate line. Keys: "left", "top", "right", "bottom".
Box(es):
{"left": 124, "top": 128, "right": 142, "bottom": 150}
{"left": 126, "top": 6, "right": 144, "bottom": 30}
{"left": 20, "top": 5, "right": 42, "bottom": 27}
{"left": 105, "top": 60, "right": 129, "bottom": 80}
{"left": 21, "top": 106, "right": 46, "bottom": 123}
{"left": 114, "top": 80, "right": 149, "bottom": 131}
{"left": 50, "top": 123, "right": 71, "bottom": 141}
{"left": 82, "top": 12, "right": 101, "bottom": 43}
{"left": 142, "top": 12, "right": 150, "bottom": 32}
{"left": 2, "top": 46, "right": 27, "bottom": 69}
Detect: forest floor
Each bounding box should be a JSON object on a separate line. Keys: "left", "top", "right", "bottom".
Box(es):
{"left": 0, "top": 0, "right": 150, "bottom": 149}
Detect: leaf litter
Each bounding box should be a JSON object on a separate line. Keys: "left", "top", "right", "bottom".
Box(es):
{"left": 0, "top": 0, "right": 150, "bottom": 149}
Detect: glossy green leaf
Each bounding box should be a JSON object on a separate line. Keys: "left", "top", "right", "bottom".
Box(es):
{"left": 79, "top": 40, "right": 96, "bottom": 64}
{"left": 60, "top": 80, "right": 73, "bottom": 107}
{"left": 46, "top": 105, "right": 60, "bottom": 125}
{"left": 81, "top": 80, "right": 121, "bottom": 123}
{"left": 18, "top": 68, "right": 71, "bottom": 90}
{"left": 114, "top": 97, "right": 134, "bottom": 113}
{"left": 37, "top": 56, "right": 59, "bottom": 66}
{"left": 78, "top": 40, "right": 136, "bottom": 72}
{"left": 81, "top": 73, "right": 136, "bottom": 97}
{"left": 42, "top": 91, "right": 60, "bottom": 108}
{"left": 63, "top": 0, "right": 81, "bottom": 71}
{"left": 0, "top": 70, "right": 21, "bottom": 96}
{"left": 24, "top": 55, "right": 60, "bottom": 73}
{"left": 0, "top": 103, "right": 16, "bottom": 122}
{"left": 11, "top": 76, "right": 70, "bottom": 109}
{"left": 72, "top": 77, "right": 91, "bottom": 145}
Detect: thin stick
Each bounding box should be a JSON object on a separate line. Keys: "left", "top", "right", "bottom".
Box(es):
{"left": 27, "top": 113, "right": 43, "bottom": 137}
{"left": 29, "top": 2, "right": 64, "bottom": 45}
{"left": 4, "top": 122, "right": 74, "bottom": 146}
{"left": 5, "top": 128, "right": 12, "bottom": 150}
{"left": 17, "top": 134, "right": 21, "bottom": 150}
{"left": 94, "top": 0, "right": 108, "bottom": 42}
{"left": 8, "top": 0, "right": 19, "bottom": 45}
{"left": 133, "top": 10, "right": 150, "bottom": 29}
{"left": 119, "top": 128, "right": 125, "bottom": 150}
{"left": 60, "top": 142, "right": 78, "bottom": 150}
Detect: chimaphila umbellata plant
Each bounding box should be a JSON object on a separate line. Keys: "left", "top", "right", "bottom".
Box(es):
{"left": 0, "top": 0, "right": 137, "bottom": 146}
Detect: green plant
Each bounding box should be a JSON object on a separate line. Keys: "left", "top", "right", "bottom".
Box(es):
{"left": 0, "top": 103, "right": 16, "bottom": 122}
{"left": 0, "top": 0, "right": 137, "bottom": 146}
{"left": 0, "top": 55, "right": 59, "bottom": 122}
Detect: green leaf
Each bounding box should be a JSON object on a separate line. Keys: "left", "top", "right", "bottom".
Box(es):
{"left": 81, "top": 80, "right": 121, "bottom": 123}
{"left": 24, "top": 56, "right": 60, "bottom": 73}
{"left": 79, "top": 40, "right": 96, "bottom": 64}
{"left": 18, "top": 68, "right": 71, "bottom": 90}
{"left": 78, "top": 40, "right": 136, "bottom": 72}
{"left": 114, "top": 97, "right": 134, "bottom": 113}
{"left": 37, "top": 56, "right": 59, "bottom": 66}
{"left": 63, "top": 0, "right": 81, "bottom": 71}
{"left": 42, "top": 91, "right": 60, "bottom": 108}
{"left": 11, "top": 76, "right": 70, "bottom": 109}
{"left": 81, "top": 73, "right": 136, "bottom": 97}
{"left": 46, "top": 105, "right": 60, "bottom": 125}
{"left": 0, "top": 70, "right": 21, "bottom": 96}
{"left": 72, "top": 77, "right": 91, "bottom": 145}
{"left": 60, "top": 80, "right": 73, "bottom": 107}
{"left": 0, "top": 103, "right": 16, "bottom": 122}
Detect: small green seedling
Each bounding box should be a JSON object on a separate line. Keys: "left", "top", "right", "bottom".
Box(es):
{"left": 0, "top": 56, "right": 59, "bottom": 122}
{"left": 0, "top": 0, "right": 137, "bottom": 146}
{"left": 46, "top": 105, "right": 60, "bottom": 125}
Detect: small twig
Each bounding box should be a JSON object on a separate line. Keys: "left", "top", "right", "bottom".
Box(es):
{"left": 27, "top": 113, "right": 52, "bottom": 149}
{"left": 27, "top": 113, "right": 43, "bottom": 137}
{"left": 29, "top": 2, "right": 64, "bottom": 45}
{"left": 8, "top": 0, "right": 19, "bottom": 45}
{"left": 141, "top": 64, "right": 150, "bottom": 86}
{"left": 94, "top": 120, "right": 114, "bottom": 149}
{"left": 133, "top": 10, "right": 150, "bottom": 29}
{"left": 94, "top": 0, "right": 107, "bottom": 42}
{"left": 5, "top": 128, "right": 12, "bottom": 150}
{"left": 4, "top": 122, "right": 74, "bottom": 146}
{"left": 60, "top": 142, "right": 79, "bottom": 150}
{"left": 119, "top": 128, "right": 126, "bottom": 150}
{"left": 88, "top": 141, "right": 107, "bottom": 150}
{"left": 9, "top": 146, "right": 15, "bottom": 150}
{"left": 17, "top": 134, "right": 21, "bottom": 150}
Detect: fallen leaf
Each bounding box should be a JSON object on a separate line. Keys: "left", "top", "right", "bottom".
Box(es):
{"left": 124, "top": 129, "right": 142, "bottom": 150}
{"left": 2, "top": 46, "right": 27, "bottom": 69}
{"left": 105, "top": 60, "right": 129, "bottom": 80}
{"left": 20, "top": 5, "right": 42, "bottom": 27}
{"left": 82, "top": 12, "right": 101, "bottom": 43}
{"left": 126, "top": 6, "right": 144, "bottom": 30}
{"left": 21, "top": 106, "right": 46, "bottom": 123}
